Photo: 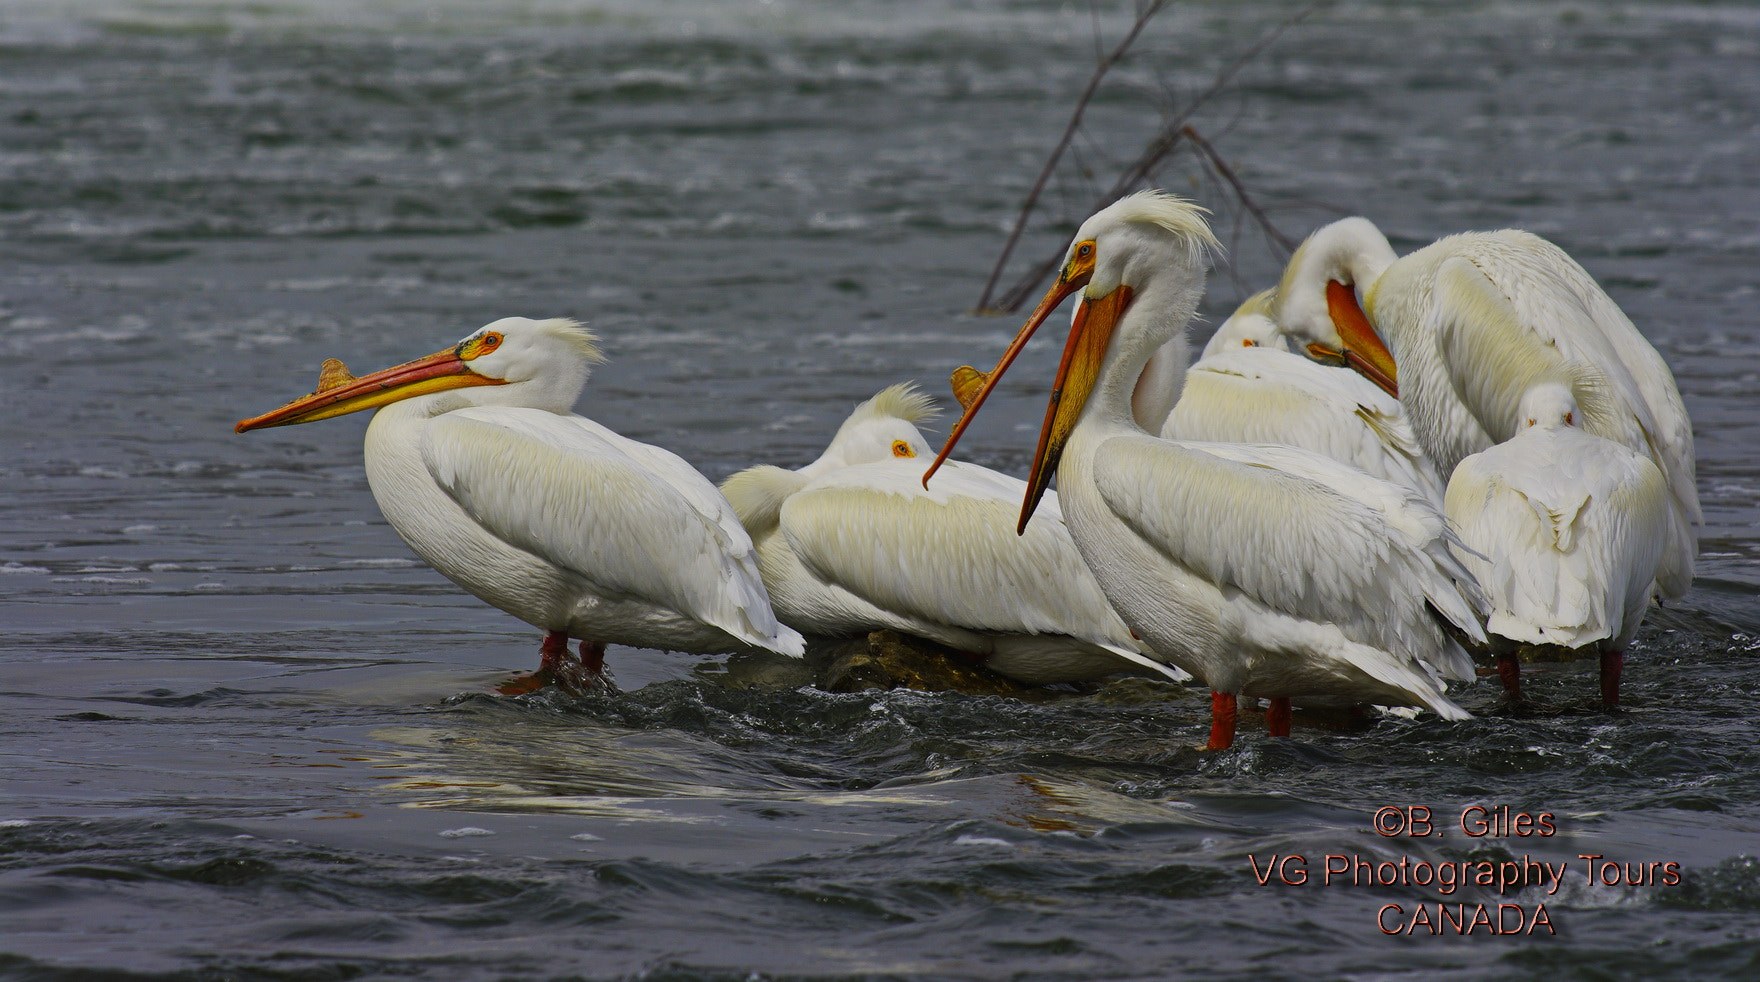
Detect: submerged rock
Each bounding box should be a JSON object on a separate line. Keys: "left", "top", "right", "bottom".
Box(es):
{"left": 808, "top": 630, "right": 1063, "bottom": 700}
{"left": 718, "top": 630, "right": 1195, "bottom": 703}
{"left": 1508, "top": 641, "right": 1601, "bottom": 664}
{"left": 1450, "top": 623, "right": 1602, "bottom": 666}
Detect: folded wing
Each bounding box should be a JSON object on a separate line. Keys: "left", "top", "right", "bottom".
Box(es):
{"left": 420, "top": 407, "right": 801, "bottom": 654}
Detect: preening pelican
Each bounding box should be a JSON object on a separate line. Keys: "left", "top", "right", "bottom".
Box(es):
{"left": 720, "top": 383, "right": 1185, "bottom": 684}
{"left": 1162, "top": 292, "right": 1447, "bottom": 504}
{"left": 930, "top": 192, "right": 1485, "bottom": 748}
{"left": 237, "top": 317, "right": 804, "bottom": 692}
{"left": 1271, "top": 217, "right": 1699, "bottom": 599}
{"left": 1445, "top": 382, "right": 1668, "bottom": 706}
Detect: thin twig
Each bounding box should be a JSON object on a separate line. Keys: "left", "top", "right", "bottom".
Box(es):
{"left": 986, "top": 0, "right": 1330, "bottom": 313}
{"left": 974, "top": 0, "right": 1170, "bottom": 313}
{"left": 1100, "top": 2, "right": 1324, "bottom": 205}
{"left": 1183, "top": 124, "right": 1296, "bottom": 255}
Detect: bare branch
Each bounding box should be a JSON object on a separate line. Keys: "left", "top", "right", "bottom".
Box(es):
{"left": 973, "top": 0, "right": 1171, "bottom": 313}
{"left": 1183, "top": 124, "right": 1297, "bottom": 256}
{"left": 983, "top": 1, "right": 1331, "bottom": 314}
{"left": 1098, "top": 2, "right": 1326, "bottom": 205}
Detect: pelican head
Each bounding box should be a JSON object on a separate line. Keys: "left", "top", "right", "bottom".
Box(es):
{"left": 236, "top": 317, "right": 603, "bottom": 432}
{"left": 1519, "top": 382, "right": 1579, "bottom": 430}
{"left": 927, "top": 190, "right": 1218, "bottom": 529}
{"left": 1199, "top": 289, "right": 1291, "bottom": 360}
{"left": 803, "top": 382, "right": 940, "bottom": 474}
{"left": 1274, "top": 217, "right": 1400, "bottom": 395}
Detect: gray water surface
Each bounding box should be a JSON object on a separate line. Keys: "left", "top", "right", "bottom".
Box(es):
{"left": 3, "top": 2, "right": 1759, "bottom": 979}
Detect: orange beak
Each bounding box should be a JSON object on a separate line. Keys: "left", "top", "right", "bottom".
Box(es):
{"left": 1310, "top": 279, "right": 1398, "bottom": 397}
{"left": 235, "top": 347, "right": 504, "bottom": 432}
{"left": 925, "top": 252, "right": 1128, "bottom": 533}
{"left": 923, "top": 272, "right": 1087, "bottom": 493}
{"left": 1014, "top": 284, "right": 1132, "bottom": 532}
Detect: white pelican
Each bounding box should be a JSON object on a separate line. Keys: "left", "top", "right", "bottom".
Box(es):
{"left": 720, "top": 383, "right": 1185, "bottom": 684}
{"left": 1445, "top": 382, "right": 1668, "bottom": 706}
{"left": 929, "top": 192, "right": 1485, "bottom": 749}
{"left": 1161, "top": 291, "right": 1447, "bottom": 504}
{"left": 1270, "top": 217, "right": 1699, "bottom": 600}
{"left": 236, "top": 317, "right": 805, "bottom": 692}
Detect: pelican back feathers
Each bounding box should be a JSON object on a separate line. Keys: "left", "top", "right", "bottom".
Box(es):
{"left": 421, "top": 407, "right": 804, "bottom": 656}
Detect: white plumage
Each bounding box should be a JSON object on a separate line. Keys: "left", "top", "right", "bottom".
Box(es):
{"left": 721, "top": 383, "right": 1183, "bottom": 684}
{"left": 237, "top": 317, "right": 803, "bottom": 690}
{"left": 1445, "top": 382, "right": 1668, "bottom": 704}
{"left": 1272, "top": 217, "right": 1699, "bottom": 601}
{"left": 930, "top": 192, "right": 1486, "bottom": 748}
{"left": 1162, "top": 294, "right": 1447, "bottom": 504}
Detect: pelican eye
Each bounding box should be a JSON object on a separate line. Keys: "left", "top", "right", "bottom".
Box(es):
{"left": 460, "top": 332, "right": 504, "bottom": 360}
{"left": 1242, "top": 339, "right": 1256, "bottom": 347}
{"left": 1077, "top": 243, "right": 1093, "bottom": 258}
{"left": 890, "top": 440, "right": 916, "bottom": 458}
{"left": 1564, "top": 411, "right": 1574, "bottom": 426}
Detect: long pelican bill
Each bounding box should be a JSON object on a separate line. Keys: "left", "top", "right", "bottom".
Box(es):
{"left": 922, "top": 252, "right": 1095, "bottom": 491}
{"left": 1019, "top": 284, "right": 1132, "bottom": 532}
{"left": 235, "top": 348, "right": 505, "bottom": 432}
{"left": 1316, "top": 279, "right": 1399, "bottom": 397}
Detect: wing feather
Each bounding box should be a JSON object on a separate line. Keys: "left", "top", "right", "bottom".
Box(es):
{"left": 1093, "top": 434, "right": 1481, "bottom": 679}
{"left": 420, "top": 407, "right": 799, "bottom": 654}
{"left": 778, "top": 460, "right": 1138, "bottom": 649}
{"left": 1164, "top": 348, "right": 1446, "bottom": 503}
{"left": 1446, "top": 429, "right": 1668, "bottom": 648}
{"left": 1380, "top": 233, "right": 1697, "bottom": 595}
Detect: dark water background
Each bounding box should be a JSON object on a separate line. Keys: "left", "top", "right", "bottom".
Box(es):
{"left": 3, "top": 1, "right": 1759, "bottom": 978}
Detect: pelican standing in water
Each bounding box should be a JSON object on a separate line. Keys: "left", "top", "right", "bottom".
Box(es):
{"left": 1269, "top": 218, "right": 1698, "bottom": 703}
{"left": 237, "top": 317, "right": 805, "bottom": 692}
{"left": 721, "top": 383, "right": 1184, "bottom": 684}
{"left": 1162, "top": 292, "right": 1447, "bottom": 504}
{"left": 929, "top": 192, "right": 1485, "bottom": 748}
{"left": 1269, "top": 217, "right": 1699, "bottom": 601}
{"left": 1445, "top": 382, "right": 1668, "bottom": 706}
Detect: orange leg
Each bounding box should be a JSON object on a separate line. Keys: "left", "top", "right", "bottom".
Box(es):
{"left": 1496, "top": 652, "right": 1522, "bottom": 701}
{"left": 580, "top": 639, "right": 606, "bottom": 675}
{"left": 1599, "top": 650, "right": 1622, "bottom": 707}
{"left": 540, "top": 630, "right": 572, "bottom": 674}
{"left": 498, "top": 631, "right": 603, "bottom": 695}
{"left": 1266, "top": 697, "right": 1293, "bottom": 737}
{"left": 1207, "top": 691, "right": 1238, "bottom": 750}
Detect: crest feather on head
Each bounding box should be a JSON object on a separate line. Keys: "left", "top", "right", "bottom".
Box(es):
{"left": 850, "top": 381, "right": 940, "bottom": 427}
{"left": 530, "top": 318, "right": 606, "bottom": 365}
{"left": 1100, "top": 190, "right": 1222, "bottom": 258}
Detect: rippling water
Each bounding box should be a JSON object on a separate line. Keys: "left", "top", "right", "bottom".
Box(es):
{"left": 3, "top": 1, "right": 1758, "bottom": 978}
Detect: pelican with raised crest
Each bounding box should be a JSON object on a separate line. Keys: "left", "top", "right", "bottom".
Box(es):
{"left": 928, "top": 192, "right": 1485, "bottom": 748}
{"left": 237, "top": 317, "right": 804, "bottom": 692}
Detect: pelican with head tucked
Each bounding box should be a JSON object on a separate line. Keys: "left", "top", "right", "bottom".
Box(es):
{"left": 721, "top": 383, "right": 1184, "bottom": 684}
{"left": 237, "top": 317, "right": 804, "bottom": 692}
{"left": 1161, "top": 292, "right": 1447, "bottom": 504}
{"left": 1445, "top": 382, "right": 1668, "bottom": 706}
{"left": 929, "top": 192, "right": 1485, "bottom": 748}
{"left": 1270, "top": 217, "right": 1699, "bottom": 604}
